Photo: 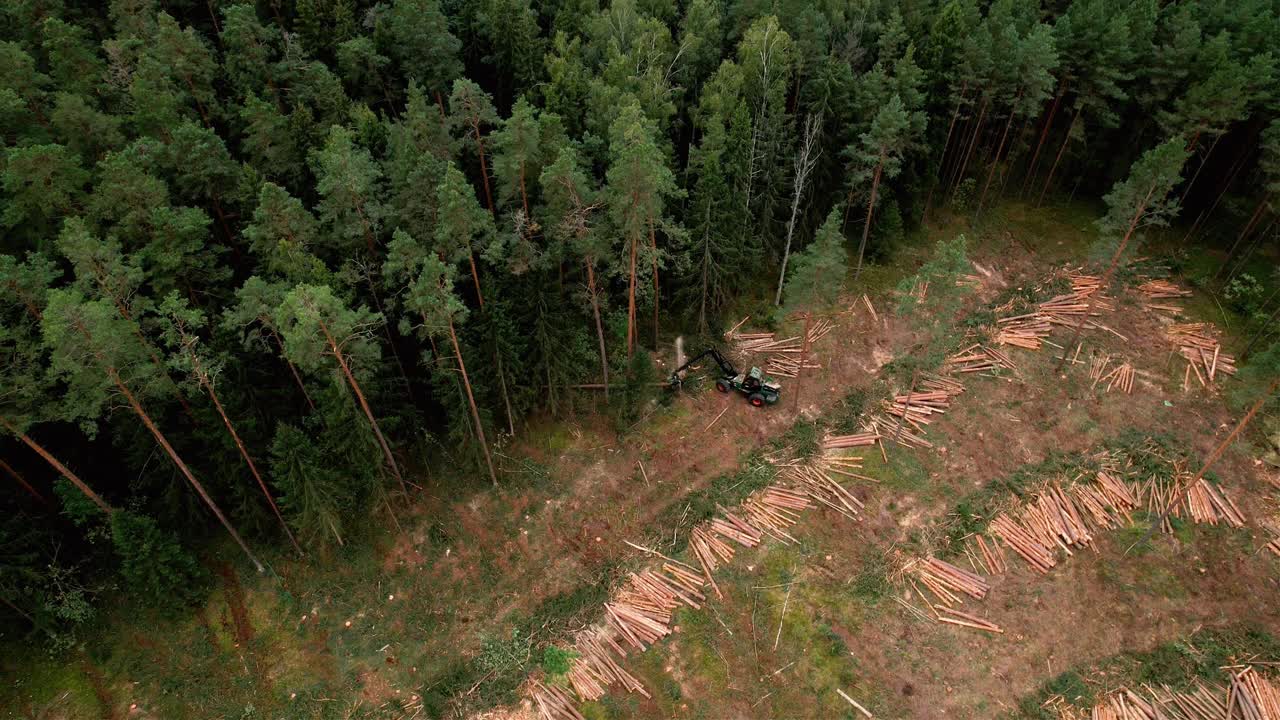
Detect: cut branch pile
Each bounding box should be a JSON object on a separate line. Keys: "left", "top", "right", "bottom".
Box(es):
{"left": 1166, "top": 323, "right": 1236, "bottom": 390}
{"left": 945, "top": 344, "right": 1019, "bottom": 373}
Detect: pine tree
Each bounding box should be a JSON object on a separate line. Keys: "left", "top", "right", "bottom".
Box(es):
{"left": 783, "top": 206, "right": 847, "bottom": 313}
{"left": 605, "top": 99, "right": 678, "bottom": 355}
{"left": 378, "top": 0, "right": 462, "bottom": 100}
{"left": 1, "top": 144, "right": 88, "bottom": 241}
{"left": 243, "top": 183, "right": 330, "bottom": 283}
{"left": 434, "top": 162, "right": 496, "bottom": 305}
{"left": 541, "top": 145, "right": 611, "bottom": 394}
{"left": 310, "top": 125, "right": 386, "bottom": 255}
{"left": 158, "top": 293, "right": 302, "bottom": 555}
{"left": 446, "top": 79, "right": 501, "bottom": 219}
{"left": 268, "top": 423, "right": 349, "bottom": 547}
{"left": 274, "top": 284, "right": 407, "bottom": 497}
{"left": 41, "top": 289, "right": 263, "bottom": 571}
{"left": 848, "top": 94, "right": 911, "bottom": 283}
{"left": 223, "top": 277, "right": 315, "bottom": 409}
{"left": 383, "top": 231, "right": 499, "bottom": 485}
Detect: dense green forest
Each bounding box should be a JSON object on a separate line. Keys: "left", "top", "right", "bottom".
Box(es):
{"left": 1, "top": 0, "right": 1278, "bottom": 657}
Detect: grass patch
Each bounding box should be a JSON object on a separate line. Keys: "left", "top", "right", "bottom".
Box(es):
{"left": 850, "top": 547, "right": 893, "bottom": 606}
{"left": 652, "top": 453, "right": 776, "bottom": 555}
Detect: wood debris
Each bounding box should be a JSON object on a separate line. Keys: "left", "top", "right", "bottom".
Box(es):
{"left": 532, "top": 680, "right": 587, "bottom": 720}
{"left": 725, "top": 317, "right": 834, "bottom": 377}
{"left": 995, "top": 272, "right": 1125, "bottom": 351}
{"left": 906, "top": 556, "right": 990, "bottom": 606}
{"left": 822, "top": 431, "right": 880, "bottom": 449}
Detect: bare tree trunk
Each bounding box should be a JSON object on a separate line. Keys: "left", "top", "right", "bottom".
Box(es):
{"left": 999, "top": 113, "right": 1035, "bottom": 202}
{"left": 1023, "top": 80, "right": 1065, "bottom": 197}
{"left": 1, "top": 457, "right": 48, "bottom": 505}
{"left": 467, "top": 252, "right": 485, "bottom": 307}
{"left": 519, "top": 161, "right": 530, "bottom": 218}
{"left": 496, "top": 352, "right": 515, "bottom": 436}
{"left": 473, "top": 120, "right": 497, "bottom": 219}
{"left": 976, "top": 99, "right": 1019, "bottom": 221}
{"left": 1037, "top": 105, "right": 1081, "bottom": 207}
{"left": 199, "top": 374, "right": 303, "bottom": 556}
{"left": 108, "top": 369, "right": 263, "bottom": 573}
{"left": 1, "top": 417, "right": 110, "bottom": 513}
{"left": 1225, "top": 217, "right": 1276, "bottom": 284}
{"left": 1056, "top": 184, "right": 1156, "bottom": 372}
{"left": 447, "top": 318, "right": 499, "bottom": 486}
{"left": 586, "top": 261, "right": 610, "bottom": 401}
{"left": 314, "top": 317, "right": 407, "bottom": 498}
{"left": 775, "top": 114, "right": 822, "bottom": 306}
{"left": 853, "top": 153, "right": 885, "bottom": 284}
{"left": 363, "top": 271, "right": 415, "bottom": 398}
{"left": 1244, "top": 302, "right": 1280, "bottom": 359}
{"left": 792, "top": 312, "right": 811, "bottom": 411}
{"left": 1180, "top": 131, "right": 1219, "bottom": 203}
{"left": 1182, "top": 143, "right": 1253, "bottom": 245}
{"left": 698, "top": 202, "right": 712, "bottom": 332}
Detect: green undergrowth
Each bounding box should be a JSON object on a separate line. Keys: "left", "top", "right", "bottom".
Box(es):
{"left": 1012, "top": 626, "right": 1280, "bottom": 719}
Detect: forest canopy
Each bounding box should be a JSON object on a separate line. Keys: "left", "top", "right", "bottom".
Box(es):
{"left": 1, "top": 0, "right": 1279, "bottom": 653}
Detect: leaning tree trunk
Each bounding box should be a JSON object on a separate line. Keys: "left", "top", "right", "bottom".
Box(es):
{"left": 473, "top": 118, "right": 497, "bottom": 219}
{"left": 1180, "top": 130, "right": 1219, "bottom": 203}
{"left": 854, "top": 151, "right": 886, "bottom": 284}
{"left": 0, "top": 457, "right": 47, "bottom": 505}
{"left": 1056, "top": 184, "right": 1156, "bottom": 372}
{"left": 586, "top": 261, "right": 610, "bottom": 401}
{"left": 1037, "top": 106, "right": 1082, "bottom": 207}
{"left": 446, "top": 317, "right": 499, "bottom": 486}
{"left": 314, "top": 317, "right": 408, "bottom": 499}
{"left": 270, "top": 327, "right": 315, "bottom": 410}
{"left": 106, "top": 367, "right": 264, "bottom": 573}
{"left": 924, "top": 82, "right": 968, "bottom": 221}
{"left": 627, "top": 222, "right": 639, "bottom": 356}
{"left": 197, "top": 369, "right": 303, "bottom": 556}
{"left": 1, "top": 416, "right": 110, "bottom": 513}
{"left": 1182, "top": 142, "right": 1253, "bottom": 245}
{"left": 650, "top": 220, "right": 660, "bottom": 348}
{"left": 949, "top": 95, "right": 988, "bottom": 202}
{"left": 1216, "top": 194, "right": 1271, "bottom": 280}
{"left": 1243, "top": 301, "right": 1280, "bottom": 359}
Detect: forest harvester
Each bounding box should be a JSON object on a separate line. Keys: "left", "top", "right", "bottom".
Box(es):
{"left": 667, "top": 346, "right": 781, "bottom": 407}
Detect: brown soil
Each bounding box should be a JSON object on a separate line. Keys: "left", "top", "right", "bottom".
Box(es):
{"left": 216, "top": 563, "right": 253, "bottom": 645}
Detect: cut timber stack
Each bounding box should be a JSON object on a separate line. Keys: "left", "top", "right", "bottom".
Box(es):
{"left": 990, "top": 470, "right": 1139, "bottom": 574}
{"left": 725, "top": 317, "right": 834, "bottom": 377}
{"left": 1165, "top": 323, "right": 1236, "bottom": 390}
{"left": 1137, "top": 473, "right": 1246, "bottom": 529}
{"left": 996, "top": 271, "right": 1122, "bottom": 350}
{"left": 1138, "top": 279, "right": 1192, "bottom": 299}
{"left": 995, "top": 312, "right": 1053, "bottom": 349}
{"left": 964, "top": 533, "right": 1008, "bottom": 575}
{"left": 1069, "top": 667, "right": 1280, "bottom": 720}
{"left": 907, "top": 557, "right": 990, "bottom": 605}
{"left": 566, "top": 630, "right": 649, "bottom": 701}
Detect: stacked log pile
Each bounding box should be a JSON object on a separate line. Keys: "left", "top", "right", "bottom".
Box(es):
{"left": 994, "top": 272, "right": 1125, "bottom": 350}
{"left": 785, "top": 464, "right": 864, "bottom": 520}
{"left": 963, "top": 532, "right": 1008, "bottom": 575}
{"left": 869, "top": 373, "right": 969, "bottom": 449}
{"left": 902, "top": 557, "right": 1002, "bottom": 633}
{"left": 822, "top": 430, "right": 881, "bottom": 449}
{"left": 1059, "top": 667, "right": 1280, "bottom": 720}
{"left": 1165, "top": 323, "right": 1237, "bottom": 390}
{"left": 996, "top": 312, "right": 1053, "bottom": 349}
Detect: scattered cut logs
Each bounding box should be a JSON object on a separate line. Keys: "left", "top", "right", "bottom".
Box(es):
{"left": 823, "top": 431, "right": 881, "bottom": 449}
{"left": 994, "top": 271, "right": 1127, "bottom": 351}
{"left": 907, "top": 557, "right": 990, "bottom": 605}
{"left": 933, "top": 604, "right": 1003, "bottom": 634}
{"left": 725, "top": 317, "right": 834, "bottom": 378}
{"left": 1138, "top": 279, "right": 1192, "bottom": 299}
{"left": 946, "top": 344, "right": 1018, "bottom": 374}
{"left": 532, "top": 680, "right": 587, "bottom": 720}
{"left": 1090, "top": 355, "right": 1135, "bottom": 394}
{"left": 1166, "top": 323, "right": 1236, "bottom": 390}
